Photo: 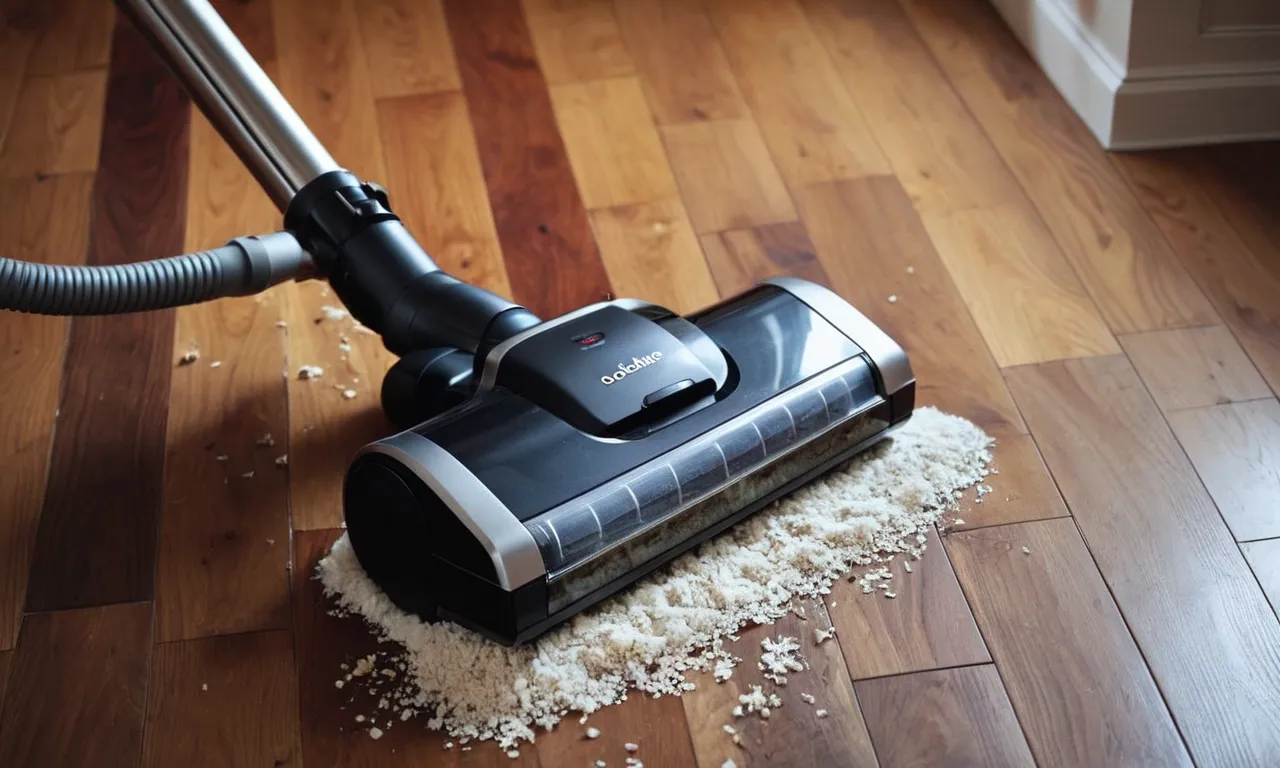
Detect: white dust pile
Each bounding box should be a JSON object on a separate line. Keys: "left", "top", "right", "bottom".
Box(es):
{"left": 318, "top": 406, "right": 993, "bottom": 748}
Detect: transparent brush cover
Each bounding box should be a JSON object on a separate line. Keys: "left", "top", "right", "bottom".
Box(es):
{"left": 523, "top": 356, "right": 883, "bottom": 608}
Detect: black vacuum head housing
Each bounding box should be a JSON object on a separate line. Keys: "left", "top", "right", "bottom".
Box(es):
{"left": 344, "top": 277, "right": 915, "bottom": 646}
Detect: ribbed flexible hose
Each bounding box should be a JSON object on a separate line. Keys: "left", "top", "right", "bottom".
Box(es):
{"left": 0, "top": 232, "right": 311, "bottom": 316}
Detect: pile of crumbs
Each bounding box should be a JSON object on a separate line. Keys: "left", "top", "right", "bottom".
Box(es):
{"left": 758, "top": 636, "right": 805, "bottom": 685}
{"left": 317, "top": 407, "right": 993, "bottom": 750}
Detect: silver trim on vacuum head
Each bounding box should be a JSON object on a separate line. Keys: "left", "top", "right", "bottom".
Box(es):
{"left": 762, "top": 277, "right": 915, "bottom": 396}
{"left": 359, "top": 431, "right": 546, "bottom": 590}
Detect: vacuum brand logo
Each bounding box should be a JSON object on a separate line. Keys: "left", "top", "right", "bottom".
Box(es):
{"left": 601, "top": 351, "right": 664, "bottom": 385}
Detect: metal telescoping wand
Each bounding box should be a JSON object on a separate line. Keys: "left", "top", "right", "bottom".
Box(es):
{"left": 115, "top": 0, "right": 339, "bottom": 210}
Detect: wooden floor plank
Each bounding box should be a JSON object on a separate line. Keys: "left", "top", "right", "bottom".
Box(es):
{"left": 20, "top": 0, "right": 114, "bottom": 75}
{"left": 945, "top": 517, "right": 1192, "bottom": 768}
{"left": 1005, "top": 356, "right": 1280, "bottom": 767}
{"left": 795, "top": 177, "right": 1023, "bottom": 436}
{"left": 549, "top": 75, "right": 679, "bottom": 209}
{"left": 800, "top": 0, "right": 1024, "bottom": 215}
{"left": 444, "top": 0, "right": 611, "bottom": 318}
{"left": 1167, "top": 399, "right": 1280, "bottom": 543}
{"left": 660, "top": 120, "right": 796, "bottom": 234}
{"left": 294, "top": 530, "right": 503, "bottom": 766}
{"left": 0, "top": 71, "right": 107, "bottom": 178}
{"left": 0, "top": 25, "right": 35, "bottom": 151}
{"left": 209, "top": 0, "right": 275, "bottom": 64}
{"left": 703, "top": 0, "right": 889, "bottom": 185}
{"left": 142, "top": 630, "right": 302, "bottom": 767}
{"left": 901, "top": 0, "right": 1217, "bottom": 334}
{"left": 536, "top": 688, "right": 695, "bottom": 768}
{"left": 356, "top": 0, "right": 461, "bottom": 99}
{"left": 1241, "top": 539, "right": 1280, "bottom": 619}
{"left": 0, "top": 173, "right": 93, "bottom": 649}
{"left": 522, "top": 0, "right": 634, "bottom": 85}
{"left": 25, "top": 15, "right": 188, "bottom": 611}
{"left": 680, "top": 599, "right": 879, "bottom": 768}
{"left": 0, "top": 602, "right": 152, "bottom": 768}
{"left": 0, "top": 651, "right": 10, "bottom": 715}
{"left": 950, "top": 433, "right": 1070, "bottom": 531}
{"left": 272, "top": 0, "right": 387, "bottom": 182}
{"left": 376, "top": 91, "right": 513, "bottom": 297}
{"left": 827, "top": 529, "right": 989, "bottom": 680}
{"left": 699, "top": 222, "right": 830, "bottom": 298}
{"left": 612, "top": 0, "right": 749, "bottom": 125}
{"left": 1119, "top": 327, "right": 1273, "bottom": 412}
{"left": 154, "top": 102, "right": 292, "bottom": 642}
{"left": 1112, "top": 148, "right": 1280, "bottom": 393}
{"left": 922, "top": 205, "right": 1119, "bottom": 366}
{"left": 589, "top": 198, "right": 719, "bottom": 314}
{"left": 856, "top": 665, "right": 1035, "bottom": 768}
{"left": 1208, "top": 143, "right": 1280, "bottom": 283}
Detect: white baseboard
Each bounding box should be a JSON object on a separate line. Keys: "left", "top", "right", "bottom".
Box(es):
{"left": 986, "top": 0, "right": 1280, "bottom": 149}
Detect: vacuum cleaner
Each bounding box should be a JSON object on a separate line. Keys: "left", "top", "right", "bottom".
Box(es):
{"left": 0, "top": 0, "right": 915, "bottom": 645}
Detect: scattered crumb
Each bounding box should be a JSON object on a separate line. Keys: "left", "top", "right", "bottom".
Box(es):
{"left": 731, "top": 705, "right": 744, "bottom": 718}
{"left": 579, "top": 714, "right": 589, "bottom": 725}
{"left": 215, "top": 454, "right": 229, "bottom": 462}
{"left": 334, "top": 680, "right": 345, "bottom": 689}
{"left": 369, "top": 727, "right": 384, "bottom": 740}
{"left": 342, "top": 389, "right": 358, "bottom": 400}
{"left": 201, "top": 683, "right": 208, "bottom": 691}
{"left": 595, "top": 761, "right": 607, "bottom": 768}
{"left": 813, "top": 627, "right": 835, "bottom": 645}
{"left": 356, "top": 715, "right": 365, "bottom": 723}
{"left": 906, "top": 265, "right": 915, "bottom": 274}
{"left": 887, "top": 295, "right": 898, "bottom": 303}
{"left": 352, "top": 322, "right": 377, "bottom": 335}
{"left": 338, "top": 342, "right": 352, "bottom": 354}
{"left": 903, "top": 561, "right": 913, "bottom": 573}
{"left": 506, "top": 749, "right": 519, "bottom": 758}
{"left": 319, "top": 304, "right": 349, "bottom": 321}
{"left": 800, "top": 693, "right": 816, "bottom": 705}
{"left": 209, "top": 360, "right": 222, "bottom": 368}
{"left": 256, "top": 433, "right": 275, "bottom": 447}
{"left": 624, "top": 742, "right": 639, "bottom": 752}
{"left": 462, "top": 746, "right": 472, "bottom": 751}
{"left": 759, "top": 707, "right": 771, "bottom": 719}
{"left": 241, "top": 471, "right": 255, "bottom": 479}
{"left": 178, "top": 349, "right": 200, "bottom": 366}
{"left": 732, "top": 734, "right": 741, "bottom": 745}
{"left": 759, "top": 636, "right": 805, "bottom": 684}
{"left": 722, "top": 724, "right": 736, "bottom": 735}
{"left": 829, "top": 601, "right": 837, "bottom": 607}
{"left": 585, "top": 727, "right": 600, "bottom": 739}
{"left": 275, "top": 320, "right": 287, "bottom": 328}
{"left": 722, "top": 760, "right": 737, "bottom": 768}
{"left": 275, "top": 454, "right": 288, "bottom": 467}
{"left": 1022, "top": 546, "right": 1032, "bottom": 555}
{"left": 815, "top": 709, "right": 828, "bottom": 718}
{"left": 790, "top": 603, "right": 807, "bottom": 620}
{"left": 298, "top": 365, "right": 324, "bottom": 380}
{"left": 884, "top": 591, "right": 897, "bottom": 599}
{"left": 266, "top": 538, "right": 275, "bottom": 545}
{"left": 444, "top": 741, "right": 454, "bottom": 750}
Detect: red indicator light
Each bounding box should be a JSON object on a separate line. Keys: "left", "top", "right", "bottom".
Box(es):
{"left": 573, "top": 332, "right": 605, "bottom": 348}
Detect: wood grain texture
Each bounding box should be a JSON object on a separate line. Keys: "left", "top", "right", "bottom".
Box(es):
{"left": 703, "top": 0, "right": 889, "bottom": 185}
{"left": 0, "top": 71, "right": 107, "bottom": 177}
{"left": 795, "top": 177, "right": 1024, "bottom": 436}
{"left": 1167, "top": 399, "right": 1280, "bottom": 543}
{"left": 293, "top": 530, "right": 512, "bottom": 766}
{"left": 856, "top": 665, "right": 1034, "bottom": 768}
{"left": 153, "top": 102, "right": 291, "bottom": 642}
{"left": 445, "top": 0, "right": 611, "bottom": 317}
{"left": 945, "top": 517, "right": 1192, "bottom": 768}
{"left": 699, "top": 222, "right": 829, "bottom": 298}
{"left": 589, "top": 198, "right": 719, "bottom": 314}
{"left": 210, "top": 0, "right": 275, "bottom": 64}
{"left": 0, "top": 602, "right": 152, "bottom": 767}
{"left": 536, "top": 688, "right": 695, "bottom": 768}
{"left": 357, "top": 0, "right": 460, "bottom": 99}
{"left": 947, "top": 433, "right": 1070, "bottom": 531}
{"left": 377, "top": 91, "right": 513, "bottom": 296}
{"left": 26, "top": 16, "right": 188, "bottom": 611}
{"left": 613, "top": 0, "right": 748, "bottom": 125}
{"left": 282, "top": 280, "right": 395, "bottom": 531}
{"left": 1241, "top": 539, "right": 1280, "bottom": 619}
{"left": 901, "top": 0, "right": 1217, "bottom": 334}
{"left": 1005, "top": 356, "right": 1280, "bottom": 767}
{"left": 1120, "top": 326, "right": 1273, "bottom": 412}
{"left": 522, "top": 0, "right": 633, "bottom": 85}
{"left": 923, "top": 205, "right": 1119, "bottom": 366}
{"left": 0, "top": 173, "right": 92, "bottom": 649}
{"left": 801, "top": 0, "right": 1023, "bottom": 215}
{"left": 273, "top": 0, "right": 387, "bottom": 181}
{"left": 1208, "top": 143, "right": 1280, "bottom": 285}
{"left": 660, "top": 120, "right": 796, "bottom": 234}
{"left": 550, "top": 76, "right": 679, "bottom": 209}
{"left": 1112, "top": 149, "right": 1280, "bottom": 393}
{"left": 19, "top": 0, "right": 114, "bottom": 75}
{"left": 142, "top": 630, "right": 302, "bottom": 767}
{"left": 0, "top": 651, "right": 9, "bottom": 712}
{"left": 0, "top": 25, "right": 35, "bottom": 151}
{"left": 681, "top": 599, "right": 879, "bottom": 768}
{"left": 827, "top": 528, "right": 989, "bottom": 679}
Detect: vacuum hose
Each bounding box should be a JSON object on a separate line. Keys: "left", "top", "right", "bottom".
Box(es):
{"left": 0, "top": 231, "right": 312, "bottom": 316}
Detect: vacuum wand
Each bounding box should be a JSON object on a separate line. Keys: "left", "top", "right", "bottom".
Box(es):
{"left": 0, "top": 0, "right": 540, "bottom": 359}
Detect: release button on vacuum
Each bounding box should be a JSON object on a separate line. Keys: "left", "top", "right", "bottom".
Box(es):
{"left": 642, "top": 378, "right": 696, "bottom": 408}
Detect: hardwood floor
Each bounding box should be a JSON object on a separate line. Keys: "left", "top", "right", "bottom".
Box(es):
{"left": 1, "top": 0, "right": 1277, "bottom": 765}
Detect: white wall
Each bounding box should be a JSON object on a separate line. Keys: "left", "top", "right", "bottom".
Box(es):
{"left": 987, "top": 0, "right": 1280, "bottom": 148}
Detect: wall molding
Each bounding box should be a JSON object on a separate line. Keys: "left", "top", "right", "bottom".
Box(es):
{"left": 987, "top": 0, "right": 1280, "bottom": 148}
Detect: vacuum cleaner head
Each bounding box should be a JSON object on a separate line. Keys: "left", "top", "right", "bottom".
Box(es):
{"left": 344, "top": 277, "right": 914, "bottom": 645}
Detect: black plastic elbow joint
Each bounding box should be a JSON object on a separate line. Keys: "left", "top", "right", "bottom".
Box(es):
{"left": 283, "top": 170, "right": 538, "bottom": 356}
